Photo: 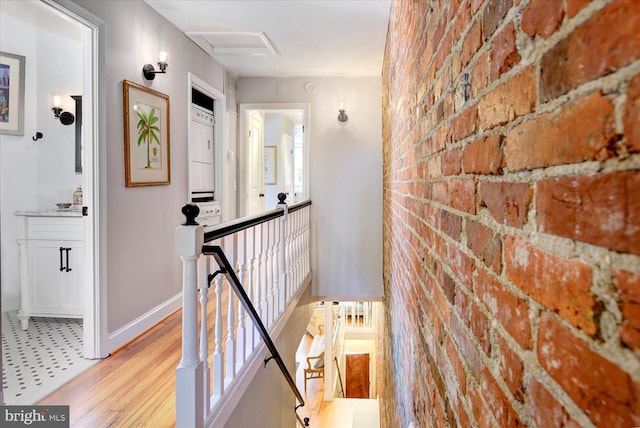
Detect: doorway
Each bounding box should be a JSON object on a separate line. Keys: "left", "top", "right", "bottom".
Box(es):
{"left": 239, "top": 103, "right": 309, "bottom": 216}
{"left": 0, "top": 0, "right": 104, "bottom": 404}
{"left": 345, "top": 353, "right": 370, "bottom": 398}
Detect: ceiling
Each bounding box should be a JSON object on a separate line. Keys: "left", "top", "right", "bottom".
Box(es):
{"left": 144, "top": 0, "right": 392, "bottom": 78}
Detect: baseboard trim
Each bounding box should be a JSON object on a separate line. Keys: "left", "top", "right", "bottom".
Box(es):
{"left": 107, "top": 293, "right": 182, "bottom": 353}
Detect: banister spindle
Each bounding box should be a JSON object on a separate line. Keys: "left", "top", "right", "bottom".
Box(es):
{"left": 225, "top": 235, "right": 236, "bottom": 382}
{"left": 213, "top": 254, "right": 224, "bottom": 397}
{"left": 246, "top": 227, "right": 257, "bottom": 354}
{"left": 198, "top": 255, "right": 210, "bottom": 419}
{"left": 236, "top": 229, "right": 247, "bottom": 364}
{"left": 261, "top": 222, "right": 270, "bottom": 328}
{"left": 267, "top": 218, "right": 276, "bottom": 325}
{"left": 277, "top": 193, "right": 287, "bottom": 317}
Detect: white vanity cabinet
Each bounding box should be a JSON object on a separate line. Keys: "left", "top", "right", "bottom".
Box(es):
{"left": 16, "top": 212, "right": 84, "bottom": 330}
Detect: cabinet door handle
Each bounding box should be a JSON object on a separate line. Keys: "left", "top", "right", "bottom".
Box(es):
{"left": 59, "top": 247, "right": 65, "bottom": 271}
{"left": 65, "top": 248, "right": 72, "bottom": 272}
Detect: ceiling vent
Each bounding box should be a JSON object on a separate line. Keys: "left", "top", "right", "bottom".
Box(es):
{"left": 186, "top": 31, "right": 276, "bottom": 56}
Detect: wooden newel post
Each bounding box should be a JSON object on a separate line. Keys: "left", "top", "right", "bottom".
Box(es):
{"left": 276, "top": 193, "right": 288, "bottom": 316}
{"left": 175, "top": 204, "right": 204, "bottom": 428}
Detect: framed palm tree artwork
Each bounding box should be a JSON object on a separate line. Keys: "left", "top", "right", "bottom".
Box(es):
{"left": 123, "top": 80, "right": 171, "bottom": 187}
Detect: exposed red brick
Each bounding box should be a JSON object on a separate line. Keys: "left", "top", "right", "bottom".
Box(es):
{"left": 482, "top": 0, "right": 512, "bottom": 40}
{"left": 445, "top": 335, "right": 467, "bottom": 395}
{"left": 504, "top": 235, "right": 597, "bottom": 334}
{"left": 625, "top": 73, "right": 640, "bottom": 153}
{"left": 468, "top": 386, "right": 495, "bottom": 427}
{"left": 463, "top": 134, "right": 504, "bottom": 175}
{"left": 536, "top": 171, "right": 640, "bottom": 256}
{"left": 478, "top": 66, "right": 536, "bottom": 130}
{"left": 448, "top": 242, "right": 475, "bottom": 287}
{"left": 524, "top": 375, "right": 582, "bottom": 428}
{"left": 471, "top": 51, "right": 489, "bottom": 97}
{"left": 480, "top": 367, "right": 522, "bottom": 427}
{"left": 540, "top": 0, "right": 640, "bottom": 102}
{"left": 613, "top": 269, "right": 640, "bottom": 356}
{"left": 497, "top": 335, "right": 524, "bottom": 401}
{"left": 566, "top": 0, "right": 590, "bottom": 18}
{"left": 442, "top": 148, "right": 462, "bottom": 176}
{"left": 505, "top": 92, "right": 616, "bottom": 171}
{"left": 466, "top": 220, "right": 502, "bottom": 273}
{"left": 441, "top": 210, "right": 462, "bottom": 240}
{"left": 451, "top": 105, "right": 478, "bottom": 142}
{"left": 432, "top": 181, "right": 448, "bottom": 205}
{"left": 448, "top": 179, "right": 476, "bottom": 214}
{"left": 470, "top": 0, "right": 483, "bottom": 14}
{"left": 490, "top": 23, "right": 521, "bottom": 81}
{"left": 455, "top": 290, "right": 491, "bottom": 356}
{"left": 538, "top": 312, "right": 640, "bottom": 426}
{"left": 462, "top": 20, "right": 482, "bottom": 67}
{"left": 522, "top": 0, "right": 564, "bottom": 39}
{"left": 478, "top": 181, "right": 530, "bottom": 227}
{"left": 475, "top": 267, "right": 532, "bottom": 349}
{"left": 450, "top": 314, "right": 482, "bottom": 381}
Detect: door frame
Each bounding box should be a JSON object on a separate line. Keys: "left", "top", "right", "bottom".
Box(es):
{"left": 238, "top": 103, "right": 310, "bottom": 216}
{"left": 45, "top": 0, "right": 108, "bottom": 358}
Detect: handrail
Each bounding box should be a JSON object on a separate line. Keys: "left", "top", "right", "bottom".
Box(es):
{"left": 202, "top": 244, "right": 308, "bottom": 425}
{"left": 204, "top": 197, "right": 312, "bottom": 243}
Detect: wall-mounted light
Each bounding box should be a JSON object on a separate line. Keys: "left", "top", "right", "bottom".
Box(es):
{"left": 51, "top": 93, "right": 75, "bottom": 125}
{"left": 337, "top": 100, "right": 349, "bottom": 127}
{"left": 143, "top": 43, "right": 169, "bottom": 81}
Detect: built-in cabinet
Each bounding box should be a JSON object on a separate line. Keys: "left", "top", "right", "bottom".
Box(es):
{"left": 16, "top": 212, "right": 84, "bottom": 330}
{"left": 190, "top": 105, "right": 215, "bottom": 193}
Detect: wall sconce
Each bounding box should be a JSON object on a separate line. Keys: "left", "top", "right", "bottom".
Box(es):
{"left": 143, "top": 44, "right": 169, "bottom": 80}
{"left": 337, "top": 100, "right": 349, "bottom": 127}
{"left": 51, "top": 93, "right": 75, "bottom": 125}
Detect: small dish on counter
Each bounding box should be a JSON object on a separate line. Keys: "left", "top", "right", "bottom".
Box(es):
{"left": 56, "top": 203, "right": 72, "bottom": 210}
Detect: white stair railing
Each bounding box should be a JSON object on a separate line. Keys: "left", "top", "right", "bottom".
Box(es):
{"left": 176, "top": 195, "right": 312, "bottom": 428}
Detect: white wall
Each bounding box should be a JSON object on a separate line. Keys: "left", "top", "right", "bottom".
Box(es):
{"left": 0, "top": 1, "right": 82, "bottom": 310}
{"left": 70, "top": 0, "right": 227, "bottom": 338}
{"left": 238, "top": 77, "right": 383, "bottom": 299}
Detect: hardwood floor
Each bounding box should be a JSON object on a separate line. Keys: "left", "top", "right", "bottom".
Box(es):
{"left": 38, "top": 287, "right": 232, "bottom": 428}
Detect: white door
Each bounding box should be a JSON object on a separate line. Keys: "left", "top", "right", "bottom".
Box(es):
{"left": 282, "top": 134, "right": 294, "bottom": 202}
{"left": 247, "top": 111, "right": 264, "bottom": 215}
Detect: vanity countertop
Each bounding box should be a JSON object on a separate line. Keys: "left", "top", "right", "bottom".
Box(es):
{"left": 15, "top": 209, "right": 82, "bottom": 218}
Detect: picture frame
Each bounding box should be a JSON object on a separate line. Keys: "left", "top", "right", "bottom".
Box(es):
{"left": 264, "top": 145, "right": 277, "bottom": 184}
{"left": 123, "top": 80, "right": 171, "bottom": 187}
{"left": 0, "top": 51, "right": 26, "bottom": 136}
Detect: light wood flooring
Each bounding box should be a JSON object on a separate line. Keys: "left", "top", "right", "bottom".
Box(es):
{"left": 37, "top": 289, "right": 330, "bottom": 427}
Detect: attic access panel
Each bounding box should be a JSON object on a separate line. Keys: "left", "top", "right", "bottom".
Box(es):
{"left": 186, "top": 31, "right": 276, "bottom": 56}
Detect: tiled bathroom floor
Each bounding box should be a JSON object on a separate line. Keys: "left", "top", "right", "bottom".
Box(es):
{"left": 1, "top": 310, "right": 97, "bottom": 405}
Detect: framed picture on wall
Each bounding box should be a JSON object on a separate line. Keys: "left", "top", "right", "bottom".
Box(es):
{"left": 0, "top": 51, "right": 26, "bottom": 136}
{"left": 123, "top": 80, "right": 171, "bottom": 187}
{"left": 264, "top": 146, "right": 277, "bottom": 184}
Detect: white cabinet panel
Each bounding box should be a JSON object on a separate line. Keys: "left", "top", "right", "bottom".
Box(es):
{"left": 190, "top": 161, "right": 214, "bottom": 192}
{"left": 16, "top": 215, "right": 84, "bottom": 330}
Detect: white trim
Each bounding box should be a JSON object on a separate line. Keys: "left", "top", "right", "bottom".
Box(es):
{"left": 206, "top": 272, "right": 312, "bottom": 428}
{"left": 44, "top": 0, "right": 108, "bottom": 359}
{"left": 107, "top": 293, "right": 182, "bottom": 352}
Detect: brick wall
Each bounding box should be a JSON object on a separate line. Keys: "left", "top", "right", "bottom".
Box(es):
{"left": 381, "top": 0, "right": 640, "bottom": 427}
